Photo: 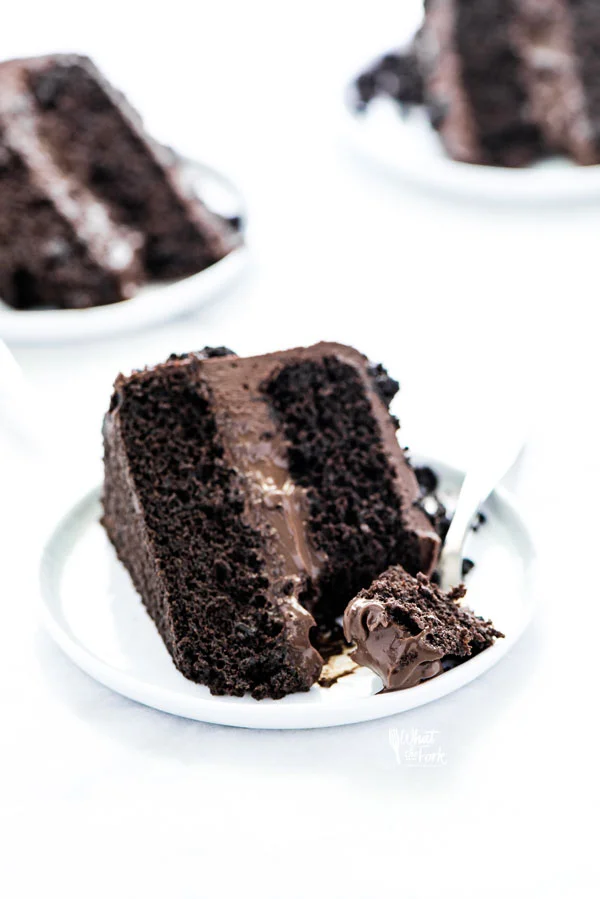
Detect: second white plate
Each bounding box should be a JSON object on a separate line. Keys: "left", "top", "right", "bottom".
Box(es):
{"left": 0, "top": 159, "right": 248, "bottom": 345}
{"left": 343, "top": 98, "right": 600, "bottom": 203}
{"left": 39, "top": 456, "right": 536, "bottom": 729}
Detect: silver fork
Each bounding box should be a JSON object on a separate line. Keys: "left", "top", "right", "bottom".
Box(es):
{"left": 438, "top": 425, "right": 525, "bottom": 592}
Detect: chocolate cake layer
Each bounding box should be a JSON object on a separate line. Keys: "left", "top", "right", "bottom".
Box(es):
{"left": 102, "top": 343, "right": 440, "bottom": 699}
{"left": 343, "top": 565, "right": 503, "bottom": 691}
{"left": 263, "top": 349, "right": 437, "bottom": 621}
{"left": 25, "top": 55, "right": 239, "bottom": 279}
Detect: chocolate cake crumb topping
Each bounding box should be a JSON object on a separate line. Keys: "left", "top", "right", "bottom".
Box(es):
{"left": 353, "top": 49, "right": 424, "bottom": 112}
{"left": 367, "top": 361, "right": 400, "bottom": 408}
{"left": 343, "top": 565, "right": 503, "bottom": 692}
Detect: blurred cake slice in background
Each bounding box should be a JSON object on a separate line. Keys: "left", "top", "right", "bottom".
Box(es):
{"left": 0, "top": 54, "right": 240, "bottom": 310}
{"left": 354, "top": 0, "right": 600, "bottom": 168}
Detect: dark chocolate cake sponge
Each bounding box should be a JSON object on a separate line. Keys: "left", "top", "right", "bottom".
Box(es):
{"left": 343, "top": 565, "right": 503, "bottom": 691}
{"left": 102, "top": 343, "right": 441, "bottom": 700}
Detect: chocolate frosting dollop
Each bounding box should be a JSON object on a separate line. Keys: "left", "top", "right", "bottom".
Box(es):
{"left": 343, "top": 597, "right": 444, "bottom": 691}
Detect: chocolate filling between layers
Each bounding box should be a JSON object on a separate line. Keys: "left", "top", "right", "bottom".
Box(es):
{"left": 102, "top": 356, "right": 321, "bottom": 700}
{"left": 199, "top": 354, "right": 326, "bottom": 678}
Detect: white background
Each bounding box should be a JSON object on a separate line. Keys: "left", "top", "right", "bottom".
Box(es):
{"left": 1, "top": 1, "right": 599, "bottom": 896}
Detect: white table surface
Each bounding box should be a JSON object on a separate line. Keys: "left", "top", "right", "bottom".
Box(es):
{"left": 1, "top": 2, "right": 598, "bottom": 897}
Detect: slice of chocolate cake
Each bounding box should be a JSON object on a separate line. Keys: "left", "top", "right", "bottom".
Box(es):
{"left": 343, "top": 565, "right": 503, "bottom": 691}
{"left": 354, "top": 0, "right": 600, "bottom": 167}
{"left": 0, "top": 55, "right": 239, "bottom": 310}
{"left": 102, "top": 343, "right": 440, "bottom": 700}
{"left": 0, "top": 63, "right": 143, "bottom": 310}
{"left": 24, "top": 55, "right": 239, "bottom": 279}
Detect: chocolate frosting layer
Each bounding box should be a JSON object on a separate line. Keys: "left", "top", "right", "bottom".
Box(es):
{"left": 199, "top": 350, "right": 325, "bottom": 683}
{"left": 344, "top": 597, "right": 444, "bottom": 691}
{"left": 419, "top": 0, "right": 481, "bottom": 163}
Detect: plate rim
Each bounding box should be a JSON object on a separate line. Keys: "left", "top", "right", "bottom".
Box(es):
{"left": 0, "top": 158, "right": 248, "bottom": 345}
{"left": 39, "top": 455, "right": 538, "bottom": 730}
{"left": 342, "top": 98, "right": 600, "bottom": 204}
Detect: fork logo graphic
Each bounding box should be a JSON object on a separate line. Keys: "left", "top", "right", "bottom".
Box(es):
{"left": 389, "top": 727, "right": 447, "bottom": 767}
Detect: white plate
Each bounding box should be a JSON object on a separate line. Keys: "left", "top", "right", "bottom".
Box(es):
{"left": 0, "top": 159, "right": 248, "bottom": 344}
{"left": 343, "top": 98, "right": 600, "bottom": 203}
{"left": 39, "top": 456, "right": 536, "bottom": 730}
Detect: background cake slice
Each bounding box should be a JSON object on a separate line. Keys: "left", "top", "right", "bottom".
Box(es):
{"left": 102, "top": 343, "right": 440, "bottom": 699}
{"left": 343, "top": 565, "right": 504, "bottom": 691}
{"left": 24, "top": 55, "right": 239, "bottom": 279}
{"left": 0, "top": 62, "right": 143, "bottom": 310}
{"left": 0, "top": 54, "right": 240, "bottom": 309}
{"left": 354, "top": 0, "right": 600, "bottom": 167}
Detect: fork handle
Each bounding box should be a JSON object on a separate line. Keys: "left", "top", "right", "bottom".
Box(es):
{"left": 438, "top": 436, "right": 524, "bottom": 591}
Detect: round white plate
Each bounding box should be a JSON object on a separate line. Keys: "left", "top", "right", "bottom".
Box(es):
{"left": 0, "top": 159, "right": 248, "bottom": 344}
{"left": 39, "top": 456, "right": 536, "bottom": 730}
{"left": 343, "top": 98, "right": 600, "bottom": 203}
